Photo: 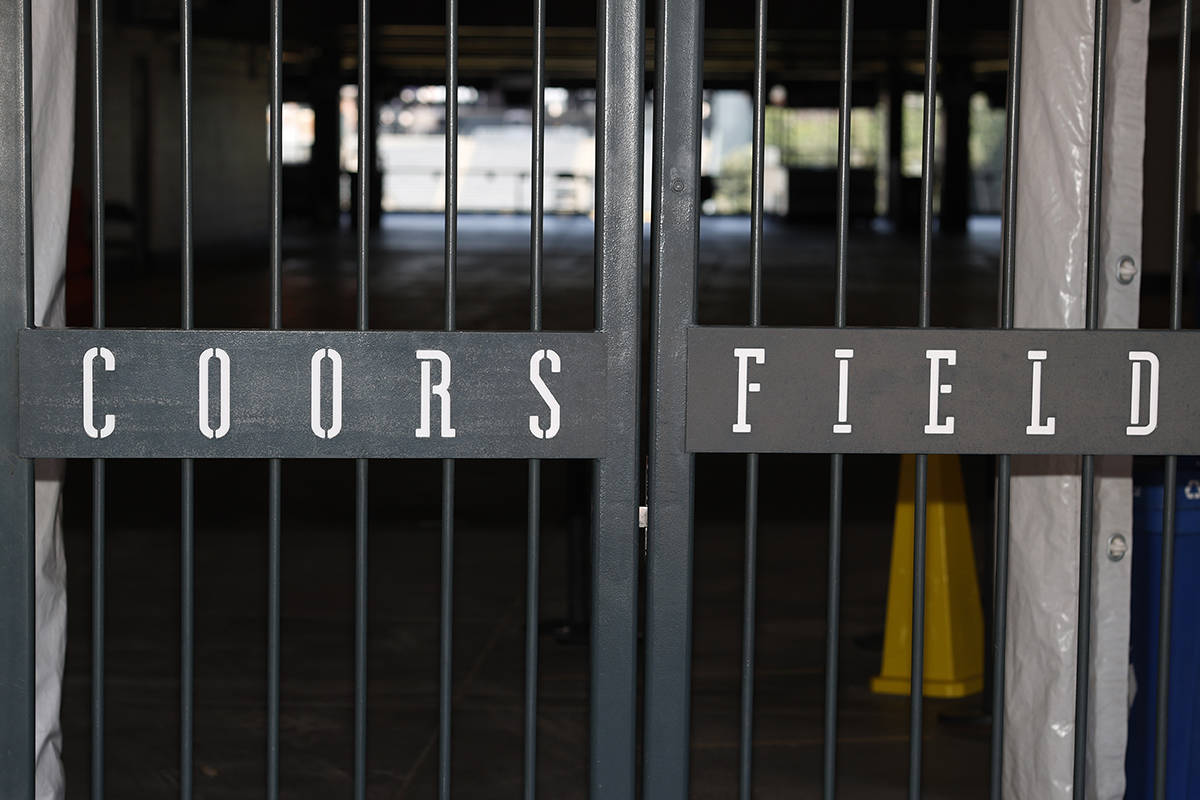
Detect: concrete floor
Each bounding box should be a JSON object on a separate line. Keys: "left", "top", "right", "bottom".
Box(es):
{"left": 86, "top": 213, "right": 1009, "bottom": 331}
{"left": 59, "top": 214, "right": 1016, "bottom": 798}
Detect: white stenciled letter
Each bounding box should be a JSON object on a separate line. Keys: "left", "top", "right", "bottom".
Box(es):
{"left": 310, "top": 348, "right": 343, "bottom": 439}
{"left": 1025, "top": 350, "right": 1055, "bottom": 435}
{"left": 834, "top": 348, "right": 854, "bottom": 433}
{"left": 732, "top": 348, "right": 765, "bottom": 433}
{"left": 198, "top": 347, "right": 231, "bottom": 439}
{"left": 416, "top": 349, "right": 456, "bottom": 438}
{"left": 1127, "top": 350, "right": 1160, "bottom": 436}
{"left": 924, "top": 349, "right": 956, "bottom": 435}
{"left": 529, "top": 349, "right": 561, "bottom": 439}
{"left": 83, "top": 346, "right": 116, "bottom": 439}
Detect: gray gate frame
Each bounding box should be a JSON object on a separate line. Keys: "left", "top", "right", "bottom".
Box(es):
{"left": 0, "top": 0, "right": 646, "bottom": 795}
{"left": 641, "top": 0, "right": 1193, "bottom": 797}
{"left": 3, "top": 0, "right": 1196, "bottom": 793}
{"left": 644, "top": 0, "right": 703, "bottom": 794}
{"left": 0, "top": 0, "right": 35, "bottom": 795}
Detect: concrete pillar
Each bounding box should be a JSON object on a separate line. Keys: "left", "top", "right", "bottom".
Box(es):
{"left": 348, "top": 96, "right": 383, "bottom": 231}
{"left": 309, "top": 36, "right": 342, "bottom": 230}
{"left": 887, "top": 61, "right": 905, "bottom": 229}
{"left": 369, "top": 101, "right": 382, "bottom": 230}
{"left": 939, "top": 57, "right": 972, "bottom": 235}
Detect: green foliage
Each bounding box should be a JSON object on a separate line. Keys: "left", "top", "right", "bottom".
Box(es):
{"left": 708, "top": 93, "right": 1007, "bottom": 216}
{"left": 711, "top": 107, "right": 885, "bottom": 214}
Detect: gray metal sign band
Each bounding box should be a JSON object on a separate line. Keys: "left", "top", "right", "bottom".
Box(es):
{"left": 686, "top": 327, "right": 1200, "bottom": 455}
{"left": 20, "top": 329, "right": 607, "bottom": 458}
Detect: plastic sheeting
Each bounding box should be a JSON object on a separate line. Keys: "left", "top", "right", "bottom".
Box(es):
{"left": 32, "top": 0, "right": 76, "bottom": 795}
{"left": 1004, "top": 0, "right": 1149, "bottom": 797}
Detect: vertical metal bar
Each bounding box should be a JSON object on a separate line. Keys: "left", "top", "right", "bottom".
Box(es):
{"left": 180, "top": 460, "right": 194, "bottom": 800}
{"left": 354, "top": 457, "right": 368, "bottom": 800}
{"left": 266, "top": 460, "right": 280, "bottom": 795}
{"left": 268, "top": 4, "right": 281, "bottom": 330}
{"left": 1073, "top": 0, "right": 1107, "bottom": 795}
{"left": 352, "top": 11, "right": 372, "bottom": 800}
{"left": 910, "top": 0, "right": 939, "bottom": 795}
{"left": 910, "top": 454, "right": 929, "bottom": 800}
{"left": 990, "top": 0, "right": 1023, "bottom": 797}
{"left": 440, "top": 3, "right": 458, "bottom": 798}
{"left": 991, "top": 488, "right": 1013, "bottom": 800}
{"left": 92, "top": 0, "right": 105, "bottom": 328}
{"left": 825, "top": 456, "right": 843, "bottom": 796}
{"left": 740, "top": 1, "right": 767, "bottom": 796}
{"left": 267, "top": 0, "right": 282, "bottom": 792}
{"left": 91, "top": 0, "right": 107, "bottom": 792}
{"left": 590, "top": 0, "right": 644, "bottom": 790}
{"left": 1167, "top": 5, "right": 1191, "bottom": 338}
{"left": 916, "top": 3, "right": 938, "bottom": 331}
{"left": 524, "top": 0, "right": 546, "bottom": 795}
{"left": 825, "top": 0, "right": 853, "bottom": 795}
{"left": 1155, "top": 456, "right": 1177, "bottom": 800}
{"left": 444, "top": 0, "right": 458, "bottom": 339}
{"left": 529, "top": 0, "right": 545, "bottom": 324}
{"left": 179, "top": 0, "right": 195, "bottom": 793}
{"left": 524, "top": 456, "right": 541, "bottom": 800}
{"left": 0, "top": 0, "right": 35, "bottom": 791}
{"left": 1083, "top": 0, "right": 1108, "bottom": 337}
{"left": 748, "top": 1, "right": 766, "bottom": 323}
{"left": 643, "top": 0, "right": 702, "bottom": 792}
{"left": 180, "top": 0, "right": 193, "bottom": 333}
{"left": 1155, "top": 2, "right": 1191, "bottom": 797}
{"left": 93, "top": 461, "right": 105, "bottom": 800}
{"left": 832, "top": 0, "right": 852, "bottom": 334}
{"left": 997, "top": 0, "right": 1022, "bottom": 341}
{"left": 739, "top": 454, "right": 759, "bottom": 800}
{"left": 438, "top": 460, "right": 454, "bottom": 800}
{"left": 354, "top": 0, "right": 370, "bottom": 795}
{"left": 356, "top": 0, "right": 369, "bottom": 334}
{"left": 1073, "top": 453, "right": 1096, "bottom": 799}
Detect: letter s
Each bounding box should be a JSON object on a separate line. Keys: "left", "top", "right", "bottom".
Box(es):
{"left": 529, "top": 349, "right": 561, "bottom": 439}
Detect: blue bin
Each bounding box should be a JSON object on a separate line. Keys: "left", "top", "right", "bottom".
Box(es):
{"left": 1127, "top": 458, "right": 1200, "bottom": 799}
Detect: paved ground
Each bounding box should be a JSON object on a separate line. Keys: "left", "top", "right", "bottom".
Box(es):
{"left": 86, "top": 212, "right": 1011, "bottom": 331}
{"left": 59, "top": 213, "right": 1014, "bottom": 798}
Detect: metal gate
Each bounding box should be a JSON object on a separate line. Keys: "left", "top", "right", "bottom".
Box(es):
{"left": 2, "top": 0, "right": 644, "bottom": 794}
{"left": 0, "top": 0, "right": 1195, "bottom": 796}
{"left": 645, "top": 0, "right": 1197, "bottom": 798}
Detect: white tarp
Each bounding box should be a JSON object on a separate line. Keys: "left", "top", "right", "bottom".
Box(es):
{"left": 1004, "top": 0, "right": 1149, "bottom": 797}
{"left": 32, "top": 0, "right": 76, "bottom": 796}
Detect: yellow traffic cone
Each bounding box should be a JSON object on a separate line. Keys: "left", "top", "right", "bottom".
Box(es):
{"left": 870, "top": 454, "right": 984, "bottom": 698}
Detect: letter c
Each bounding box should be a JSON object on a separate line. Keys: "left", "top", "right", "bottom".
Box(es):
{"left": 83, "top": 346, "right": 116, "bottom": 439}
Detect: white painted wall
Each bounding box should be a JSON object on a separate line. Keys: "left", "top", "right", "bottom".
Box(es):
{"left": 100, "top": 26, "right": 269, "bottom": 254}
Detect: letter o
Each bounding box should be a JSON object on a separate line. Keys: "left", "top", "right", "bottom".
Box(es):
{"left": 311, "top": 348, "right": 343, "bottom": 438}
{"left": 198, "top": 347, "right": 231, "bottom": 439}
